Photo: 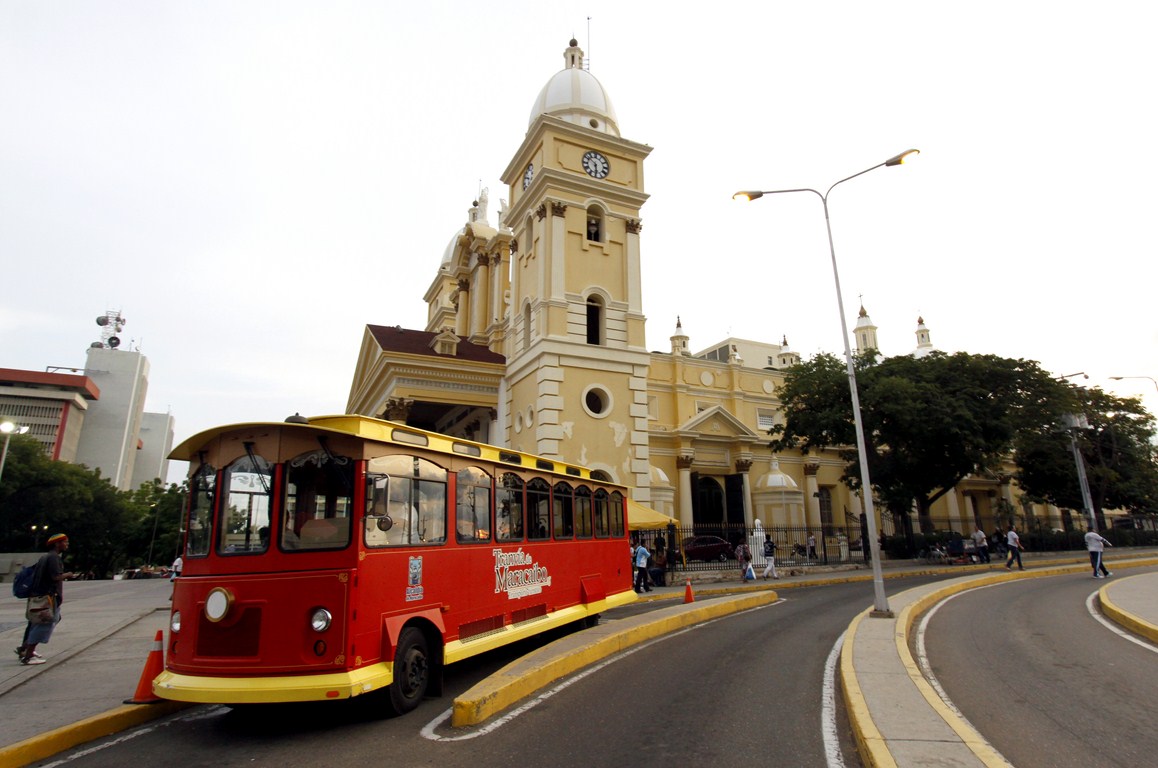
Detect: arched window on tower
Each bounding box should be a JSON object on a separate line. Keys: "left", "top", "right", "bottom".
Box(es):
{"left": 585, "top": 205, "right": 604, "bottom": 243}
{"left": 586, "top": 295, "right": 604, "bottom": 345}
{"left": 523, "top": 303, "right": 533, "bottom": 352}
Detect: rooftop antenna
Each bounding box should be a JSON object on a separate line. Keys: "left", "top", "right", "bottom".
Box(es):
{"left": 585, "top": 17, "right": 591, "bottom": 70}
{"left": 92, "top": 309, "right": 126, "bottom": 350}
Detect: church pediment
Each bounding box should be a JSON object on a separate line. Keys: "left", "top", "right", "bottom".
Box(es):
{"left": 676, "top": 405, "right": 761, "bottom": 441}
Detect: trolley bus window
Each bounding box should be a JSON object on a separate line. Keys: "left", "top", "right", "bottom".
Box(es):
{"left": 283, "top": 449, "right": 354, "bottom": 551}
{"left": 611, "top": 491, "right": 626, "bottom": 536}
{"left": 496, "top": 472, "right": 524, "bottom": 542}
{"left": 186, "top": 463, "right": 216, "bottom": 557}
{"left": 527, "top": 478, "right": 550, "bottom": 540}
{"left": 553, "top": 482, "right": 574, "bottom": 539}
{"left": 365, "top": 455, "right": 447, "bottom": 547}
{"left": 456, "top": 467, "right": 492, "bottom": 543}
{"left": 218, "top": 453, "right": 273, "bottom": 555}
{"left": 575, "top": 486, "right": 593, "bottom": 538}
{"left": 594, "top": 488, "right": 610, "bottom": 538}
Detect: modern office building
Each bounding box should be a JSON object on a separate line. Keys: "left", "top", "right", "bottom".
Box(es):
{"left": 1, "top": 312, "right": 174, "bottom": 491}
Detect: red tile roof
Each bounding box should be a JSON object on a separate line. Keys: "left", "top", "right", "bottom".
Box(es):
{"left": 366, "top": 326, "right": 505, "bottom": 364}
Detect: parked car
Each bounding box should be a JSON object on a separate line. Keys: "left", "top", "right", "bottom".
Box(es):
{"left": 681, "top": 535, "right": 734, "bottom": 562}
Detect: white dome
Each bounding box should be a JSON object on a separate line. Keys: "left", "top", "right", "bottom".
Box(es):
{"left": 756, "top": 461, "right": 798, "bottom": 490}
{"left": 440, "top": 229, "right": 463, "bottom": 267}
{"left": 528, "top": 40, "right": 619, "bottom": 137}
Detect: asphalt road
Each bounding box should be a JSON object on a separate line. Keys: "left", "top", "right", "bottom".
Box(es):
{"left": 36, "top": 578, "right": 950, "bottom": 768}
{"left": 922, "top": 566, "right": 1158, "bottom": 768}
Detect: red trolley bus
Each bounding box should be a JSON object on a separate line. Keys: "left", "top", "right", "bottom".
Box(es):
{"left": 155, "top": 414, "right": 636, "bottom": 714}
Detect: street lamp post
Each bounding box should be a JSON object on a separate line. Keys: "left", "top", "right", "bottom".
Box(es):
{"left": 1054, "top": 374, "right": 1097, "bottom": 532}
{"left": 1, "top": 421, "right": 31, "bottom": 486}
{"left": 1062, "top": 413, "right": 1098, "bottom": 532}
{"left": 734, "top": 149, "right": 919, "bottom": 618}
{"left": 1109, "top": 375, "right": 1158, "bottom": 396}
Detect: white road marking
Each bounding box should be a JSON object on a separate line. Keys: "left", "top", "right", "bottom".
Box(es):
{"left": 822, "top": 632, "right": 846, "bottom": 768}
{"left": 914, "top": 583, "right": 1013, "bottom": 766}
{"left": 1085, "top": 590, "right": 1158, "bottom": 653}
{"left": 38, "top": 707, "right": 228, "bottom": 767}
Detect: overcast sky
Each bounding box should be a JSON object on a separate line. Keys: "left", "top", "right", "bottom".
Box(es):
{"left": 3, "top": 1, "right": 1156, "bottom": 484}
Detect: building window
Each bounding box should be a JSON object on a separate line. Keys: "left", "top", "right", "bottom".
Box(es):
{"left": 585, "top": 205, "right": 604, "bottom": 243}
{"left": 583, "top": 385, "right": 612, "bottom": 418}
{"left": 817, "top": 487, "right": 834, "bottom": 535}
{"left": 586, "top": 295, "right": 604, "bottom": 345}
{"left": 756, "top": 409, "right": 776, "bottom": 431}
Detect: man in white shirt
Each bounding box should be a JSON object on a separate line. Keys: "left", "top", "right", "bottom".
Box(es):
{"left": 1004, "top": 525, "right": 1024, "bottom": 571}
{"left": 1083, "top": 526, "right": 1113, "bottom": 579}
{"left": 971, "top": 527, "right": 990, "bottom": 563}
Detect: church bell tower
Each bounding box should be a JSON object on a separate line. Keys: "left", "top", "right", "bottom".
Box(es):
{"left": 498, "top": 39, "right": 653, "bottom": 496}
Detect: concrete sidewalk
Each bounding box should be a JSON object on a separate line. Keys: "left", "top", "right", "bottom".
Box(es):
{"left": 840, "top": 554, "right": 1158, "bottom": 767}
{"left": 3, "top": 551, "right": 1157, "bottom": 768}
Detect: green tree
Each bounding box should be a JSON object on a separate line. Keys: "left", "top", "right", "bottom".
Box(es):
{"left": 1015, "top": 387, "right": 1158, "bottom": 529}
{"left": 0, "top": 432, "right": 184, "bottom": 576}
{"left": 771, "top": 351, "right": 1069, "bottom": 534}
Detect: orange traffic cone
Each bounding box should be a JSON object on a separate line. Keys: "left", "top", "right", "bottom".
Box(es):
{"left": 683, "top": 579, "right": 695, "bottom": 604}
{"left": 124, "top": 629, "right": 165, "bottom": 704}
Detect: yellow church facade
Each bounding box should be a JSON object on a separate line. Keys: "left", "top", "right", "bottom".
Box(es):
{"left": 346, "top": 40, "right": 1069, "bottom": 547}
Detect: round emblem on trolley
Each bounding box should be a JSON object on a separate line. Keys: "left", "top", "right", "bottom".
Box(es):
{"left": 205, "top": 587, "right": 234, "bottom": 623}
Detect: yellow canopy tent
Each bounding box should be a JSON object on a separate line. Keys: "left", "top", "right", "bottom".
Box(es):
{"left": 627, "top": 500, "right": 676, "bottom": 531}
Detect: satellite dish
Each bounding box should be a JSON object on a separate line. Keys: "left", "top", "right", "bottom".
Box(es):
{"left": 90, "top": 342, "right": 103, "bottom": 348}
{"left": 107, "top": 336, "right": 121, "bottom": 348}
{"left": 96, "top": 316, "right": 109, "bottom": 326}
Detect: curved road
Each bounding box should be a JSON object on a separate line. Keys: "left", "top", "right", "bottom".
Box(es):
{"left": 40, "top": 578, "right": 947, "bottom": 768}
{"left": 922, "top": 567, "right": 1158, "bottom": 768}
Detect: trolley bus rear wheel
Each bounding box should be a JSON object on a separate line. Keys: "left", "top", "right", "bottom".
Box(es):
{"left": 389, "top": 627, "right": 430, "bottom": 715}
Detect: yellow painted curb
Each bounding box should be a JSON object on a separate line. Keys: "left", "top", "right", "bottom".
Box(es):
{"left": 0, "top": 702, "right": 189, "bottom": 768}
{"left": 451, "top": 590, "right": 779, "bottom": 727}
{"left": 1099, "top": 575, "right": 1158, "bottom": 644}
{"left": 840, "top": 608, "right": 896, "bottom": 768}
{"left": 841, "top": 557, "right": 1158, "bottom": 768}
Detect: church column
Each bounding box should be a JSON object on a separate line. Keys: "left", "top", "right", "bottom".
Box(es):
{"left": 490, "top": 252, "right": 504, "bottom": 328}
{"left": 962, "top": 494, "right": 976, "bottom": 528}
{"left": 736, "top": 459, "right": 754, "bottom": 528}
{"left": 803, "top": 462, "right": 821, "bottom": 531}
{"left": 470, "top": 253, "right": 489, "bottom": 340}
{"left": 548, "top": 202, "right": 567, "bottom": 308}
{"left": 946, "top": 492, "right": 963, "bottom": 533}
{"left": 677, "top": 454, "right": 694, "bottom": 528}
{"left": 455, "top": 278, "right": 470, "bottom": 337}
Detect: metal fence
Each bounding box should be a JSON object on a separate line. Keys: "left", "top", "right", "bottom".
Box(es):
{"left": 635, "top": 523, "right": 873, "bottom": 573}
{"left": 636, "top": 515, "right": 1158, "bottom": 572}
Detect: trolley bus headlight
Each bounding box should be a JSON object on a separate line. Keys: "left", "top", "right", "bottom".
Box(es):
{"left": 205, "top": 587, "right": 233, "bottom": 623}
{"left": 310, "top": 608, "right": 333, "bottom": 633}
{"left": 170, "top": 611, "right": 181, "bottom": 633}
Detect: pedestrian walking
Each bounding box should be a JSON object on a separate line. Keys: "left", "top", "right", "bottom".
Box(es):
{"left": 807, "top": 532, "right": 818, "bottom": 560}
{"left": 761, "top": 535, "right": 779, "bottom": 580}
{"left": 971, "top": 526, "right": 990, "bottom": 563}
{"left": 736, "top": 541, "right": 754, "bottom": 581}
{"left": 633, "top": 538, "right": 652, "bottom": 593}
{"left": 1084, "top": 526, "right": 1113, "bottom": 578}
{"left": 1004, "top": 524, "right": 1024, "bottom": 571}
{"left": 16, "top": 533, "right": 75, "bottom": 665}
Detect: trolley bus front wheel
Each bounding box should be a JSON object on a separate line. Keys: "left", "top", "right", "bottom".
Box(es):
{"left": 389, "top": 627, "right": 430, "bottom": 715}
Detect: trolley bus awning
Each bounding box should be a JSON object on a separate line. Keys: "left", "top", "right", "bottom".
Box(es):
{"left": 627, "top": 500, "right": 676, "bottom": 531}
